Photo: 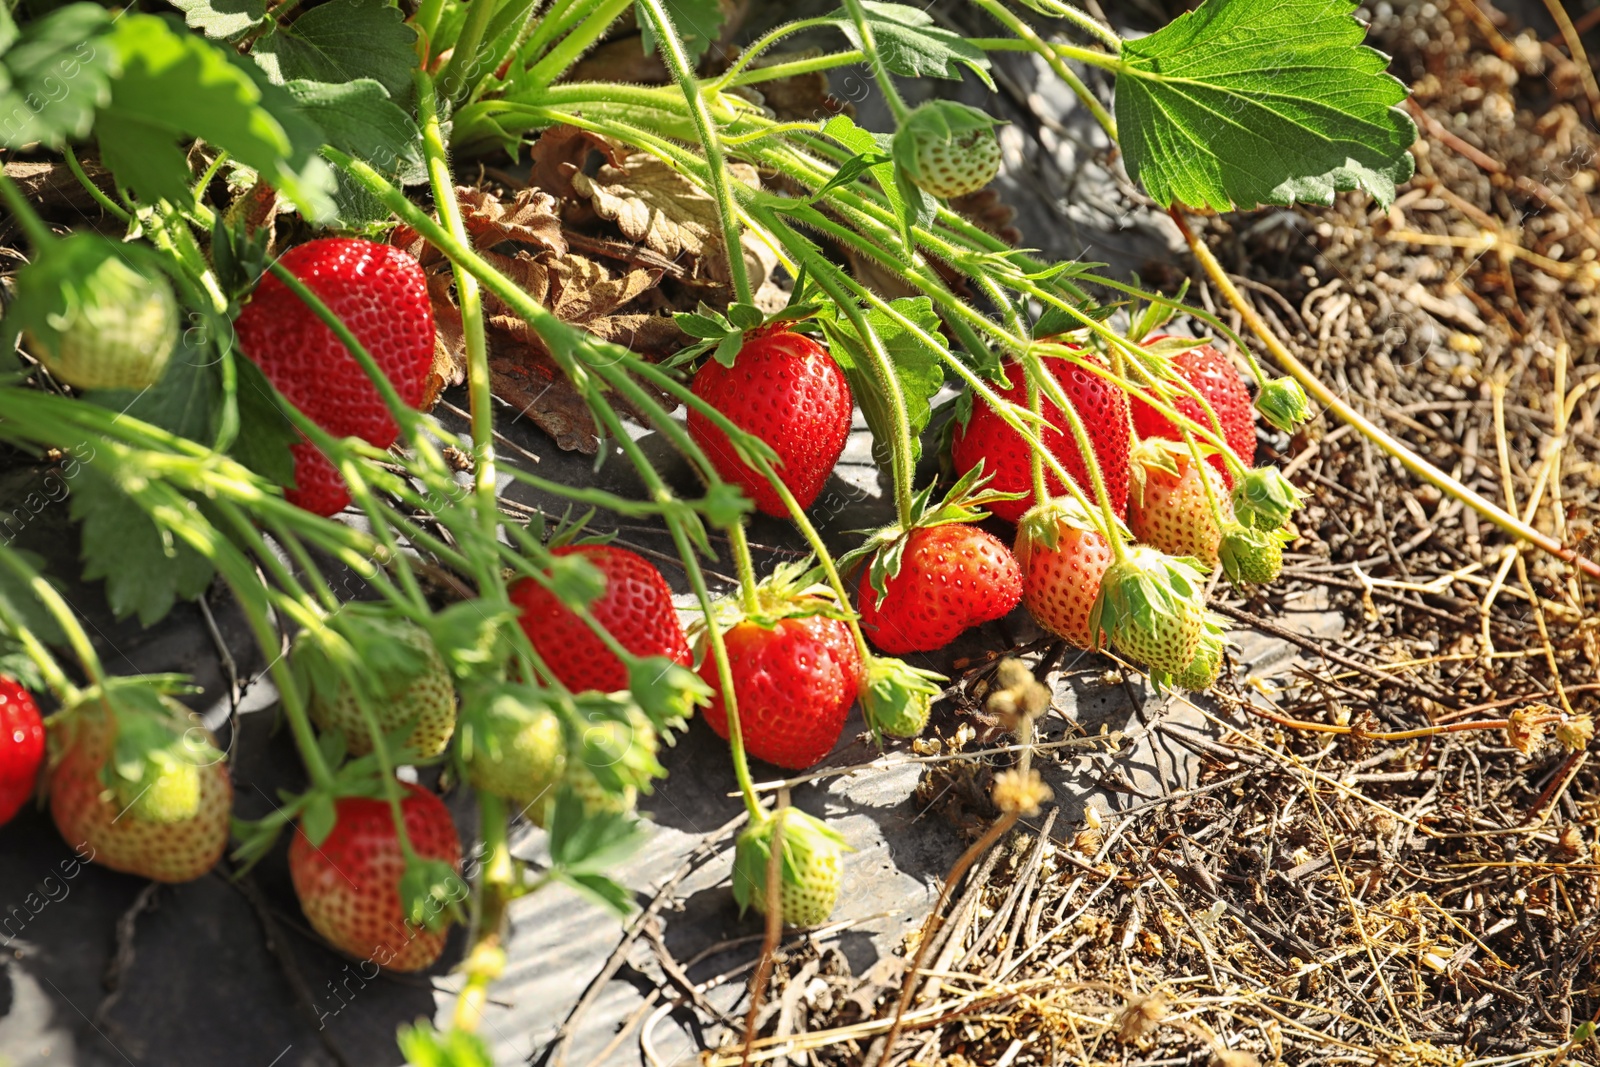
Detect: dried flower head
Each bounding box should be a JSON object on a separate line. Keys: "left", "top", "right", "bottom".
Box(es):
{"left": 1555, "top": 714, "right": 1594, "bottom": 753}
{"left": 1558, "top": 824, "right": 1584, "bottom": 856}
{"left": 1117, "top": 991, "right": 1168, "bottom": 1043}
{"left": 1505, "top": 704, "right": 1553, "bottom": 755}
{"left": 985, "top": 658, "right": 1051, "bottom": 734}
{"left": 991, "top": 767, "right": 1052, "bottom": 816}
{"left": 1212, "top": 1051, "right": 1261, "bottom": 1067}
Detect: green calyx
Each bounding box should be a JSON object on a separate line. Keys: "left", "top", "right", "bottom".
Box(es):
{"left": 1088, "top": 544, "right": 1208, "bottom": 677}
{"left": 1016, "top": 495, "right": 1106, "bottom": 553}
{"left": 1230, "top": 466, "right": 1304, "bottom": 531}
{"left": 1218, "top": 522, "right": 1291, "bottom": 586}
{"left": 9, "top": 234, "right": 179, "bottom": 391}
{"left": 732, "top": 807, "right": 848, "bottom": 927}
{"left": 844, "top": 462, "right": 1024, "bottom": 601}
{"left": 1254, "top": 378, "right": 1312, "bottom": 434}
{"left": 861, "top": 655, "right": 945, "bottom": 739}
{"left": 299, "top": 608, "right": 457, "bottom": 760}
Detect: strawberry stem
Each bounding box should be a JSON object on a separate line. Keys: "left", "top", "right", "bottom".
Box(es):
{"left": 636, "top": 0, "right": 753, "bottom": 306}
{"left": 519, "top": 0, "right": 633, "bottom": 90}
{"left": 419, "top": 71, "right": 501, "bottom": 557}
{"left": 729, "top": 524, "right": 763, "bottom": 617}
{"left": 1171, "top": 210, "right": 1600, "bottom": 582}
{"left": 1180, "top": 430, "right": 1230, "bottom": 530}
{"left": 0, "top": 170, "right": 55, "bottom": 251}
{"left": 62, "top": 146, "right": 132, "bottom": 225}
{"left": 969, "top": 0, "right": 1118, "bottom": 138}
{"left": 708, "top": 18, "right": 837, "bottom": 91}
{"left": 841, "top": 0, "right": 911, "bottom": 125}
{"left": 1023, "top": 350, "right": 1127, "bottom": 563}
{"left": 1025, "top": 373, "right": 1050, "bottom": 508}
{"left": 455, "top": 791, "right": 513, "bottom": 1033}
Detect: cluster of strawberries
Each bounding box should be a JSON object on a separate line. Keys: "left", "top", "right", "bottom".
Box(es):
{"left": 0, "top": 233, "right": 1301, "bottom": 962}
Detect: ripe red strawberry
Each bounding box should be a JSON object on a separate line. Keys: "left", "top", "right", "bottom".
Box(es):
{"left": 951, "top": 354, "right": 1131, "bottom": 523}
{"left": 1131, "top": 337, "right": 1255, "bottom": 484}
{"left": 286, "top": 441, "right": 350, "bottom": 517}
{"left": 687, "top": 329, "right": 852, "bottom": 518}
{"left": 47, "top": 704, "right": 231, "bottom": 882}
{"left": 1128, "top": 442, "right": 1233, "bottom": 566}
{"left": 0, "top": 677, "right": 44, "bottom": 827}
{"left": 1013, "top": 501, "right": 1114, "bottom": 650}
{"left": 700, "top": 607, "right": 861, "bottom": 769}
{"left": 858, "top": 524, "right": 1022, "bottom": 654}
{"left": 289, "top": 783, "right": 461, "bottom": 972}
{"left": 233, "top": 237, "right": 434, "bottom": 511}
{"left": 511, "top": 545, "right": 691, "bottom": 694}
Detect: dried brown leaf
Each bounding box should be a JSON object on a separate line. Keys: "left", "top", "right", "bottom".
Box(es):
{"left": 528, "top": 126, "right": 626, "bottom": 202}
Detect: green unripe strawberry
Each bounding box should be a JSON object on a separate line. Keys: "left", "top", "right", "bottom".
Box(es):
{"left": 893, "top": 101, "right": 1003, "bottom": 199}
{"left": 1231, "top": 467, "right": 1304, "bottom": 531}
{"left": 1170, "top": 619, "right": 1227, "bottom": 692}
{"left": 113, "top": 727, "right": 212, "bottom": 824}
{"left": 1090, "top": 545, "right": 1208, "bottom": 682}
{"left": 12, "top": 234, "right": 179, "bottom": 391}
{"left": 308, "top": 620, "right": 457, "bottom": 764}
{"left": 561, "top": 704, "right": 664, "bottom": 823}
{"left": 732, "top": 809, "right": 847, "bottom": 927}
{"left": 1254, "top": 378, "right": 1311, "bottom": 433}
{"left": 1218, "top": 523, "right": 1291, "bottom": 586}
{"left": 459, "top": 684, "right": 565, "bottom": 811}
{"left": 861, "top": 656, "right": 945, "bottom": 739}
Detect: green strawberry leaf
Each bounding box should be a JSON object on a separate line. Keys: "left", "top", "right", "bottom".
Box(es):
{"left": 396, "top": 1023, "right": 495, "bottom": 1067}
{"left": 300, "top": 792, "right": 337, "bottom": 848}
{"left": 548, "top": 789, "right": 647, "bottom": 874}
{"left": 399, "top": 856, "right": 467, "bottom": 932}
{"left": 636, "top": 0, "right": 726, "bottom": 66}
{"left": 542, "top": 552, "right": 606, "bottom": 611}
{"left": 821, "top": 297, "right": 945, "bottom": 470}
{"left": 70, "top": 466, "right": 215, "bottom": 627}
{"left": 824, "top": 2, "right": 993, "bottom": 87}
{"left": 284, "top": 78, "right": 426, "bottom": 225}
{"left": 251, "top": 0, "right": 419, "bottom": 105}
{"left": 228, "top": 355, "right": 298, "bottom": 485}
{"left": 557, "top": 871, "right": 635, "bottom": 918}
{"left": 96, "top": 14, "right": 336, "bottom": 222}
{"left": 0, "top": 636, "right": 47, "bottom": 693}
{"left": 0, "top": 4, "right": 117, "bottom": 150}
{"left": 427, "top": 600, "right": 517, "bottom": 679}
{"left": 628, "top": 658, "right": 710, "bottom": 731}
{"left": 1113, "top": 0, "right": 1417, "bottom": 211}
{"left": 166, "top": 0, "right": 269, "bottom": 41}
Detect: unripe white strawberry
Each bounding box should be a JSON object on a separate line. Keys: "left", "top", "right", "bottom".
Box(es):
{"left": 893, "top": 101, "right": 1003, "bottom": 199}
{"left": 12, "top": 234, "right": 179, "bottom": 391}
{"left": 732, "top": 809, "right": 846, "bottom": 927}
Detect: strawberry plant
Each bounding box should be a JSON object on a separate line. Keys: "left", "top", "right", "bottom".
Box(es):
{"left": 5, "top": 0, "right": 1541, "bottom": 1053}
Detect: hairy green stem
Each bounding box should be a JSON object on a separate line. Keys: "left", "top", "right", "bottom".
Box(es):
{"left": 841, "top": 0, "right": 911, "bottom": 124}
{"left": 634, "top": 0, "right": 752, "bottom": 304}
{"left": 419, "top": 71, "right": 500, "bottom": 558}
